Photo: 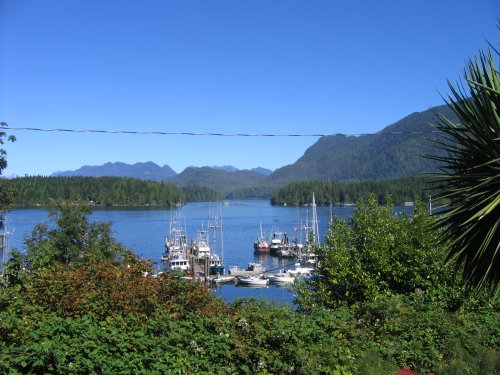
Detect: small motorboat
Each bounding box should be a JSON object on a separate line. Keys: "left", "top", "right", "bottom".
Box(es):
{"left": 212, "top": 275, "right": 235, "bottom": 284}
{"left": 236, "top": 275, "right": 268, "bottom": 286}
{"left": 288, "top": 263, "right": 314, "bottom": 276}
{"left": 267, "top": 270, "right": 294, "bottom": 284}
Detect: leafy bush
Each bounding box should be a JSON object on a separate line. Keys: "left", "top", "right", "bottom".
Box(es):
{"left": 1, "top": 198, "right": 497, "bottom": 374}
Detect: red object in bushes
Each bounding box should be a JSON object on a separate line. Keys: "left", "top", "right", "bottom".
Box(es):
{"left": 394, "top": 367, "right": 435, "bottom": 375}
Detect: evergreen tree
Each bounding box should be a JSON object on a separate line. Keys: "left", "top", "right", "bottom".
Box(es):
{"left": 0, "top": 122, "right": 16, "bottom": 228}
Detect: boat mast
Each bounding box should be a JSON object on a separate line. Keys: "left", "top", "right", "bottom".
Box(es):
{"left": 312, "top": 192, "right": 319, "bottom": 245}
{"left": 220, "top": 204, "right": 224, "bottom": 275}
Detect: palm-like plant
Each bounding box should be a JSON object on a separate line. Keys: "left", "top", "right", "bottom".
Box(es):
{"left": 430, "top": 47, "right": 500, "bottom": 292}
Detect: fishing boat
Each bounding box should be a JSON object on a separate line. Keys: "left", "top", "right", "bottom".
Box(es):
{"left": 162, "top": 212, "right": 188, "bottom": 266}
{"left": 276, "top": 238, "right": 296, "bottom": 258}
{"left": 167, "top": 253, "right": 190, "bottom": 272}
{"left": 208, "top": 254, "right": 224, "bottom": 275}
{"left": 269, "top": 231, "right": 285, "bottom": 255}
{"left": 236, "top": 275, "right": 268, "bottom": 286}
{"left": 254, "top": 222, "right": 270, "bottom": 253}
{"left": 190, "top": 227, "right": 210, "bottom": 259}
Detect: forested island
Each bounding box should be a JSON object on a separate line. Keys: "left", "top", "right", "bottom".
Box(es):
{"left": 5, "top": 176, "right": 221, "bottom": 207}
{"left": 270, "top": 176, "right": 438, "bottom": 206}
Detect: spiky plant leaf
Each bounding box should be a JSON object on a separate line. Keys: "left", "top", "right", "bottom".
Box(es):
{"left": 430, "top": 48, "right": 500, "bottom": 293}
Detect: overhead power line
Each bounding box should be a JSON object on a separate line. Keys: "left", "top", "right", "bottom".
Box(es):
{"left": 0, "top": 126, "right": 442, "bottom": 137}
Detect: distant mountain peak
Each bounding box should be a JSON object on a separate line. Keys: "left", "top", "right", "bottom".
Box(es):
{"left": 51, "top": 161, "right": 177, "bottom": 181}
{"left": 251, "top": 167, "right": 273, "bottom": 176}
{"left": 208, "top": 165, "right": 240, "bottom": 173}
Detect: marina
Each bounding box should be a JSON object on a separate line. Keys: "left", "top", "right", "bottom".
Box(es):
{"left": 158, "top": 194, "right": 322, "bottom": 289}
{"left": 5, "top": 200, "right": 411, "bottom": 304}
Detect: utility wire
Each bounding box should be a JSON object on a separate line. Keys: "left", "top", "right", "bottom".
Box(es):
{"left": 0, "top": 126, "right": 442, "bottom": 137}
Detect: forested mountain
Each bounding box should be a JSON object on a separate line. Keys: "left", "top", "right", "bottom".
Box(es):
{"left": 52, "top": 162, "right": 177, "bottom": 181}
{"left": 168, "top": 167, "right": 269, "bottom": 195}
{"left": 267, "top": 104, "right": 458, "bottom": 185}
{"left": 210, "top": 166, "right": 273, "bottom": 176}
{"left": 6, "top": 176, "right": 220, "bottom": 206}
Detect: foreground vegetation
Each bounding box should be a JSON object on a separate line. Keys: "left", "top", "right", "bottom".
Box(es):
{"left": 1, "top": 199, "right": 497, "bottom": 374}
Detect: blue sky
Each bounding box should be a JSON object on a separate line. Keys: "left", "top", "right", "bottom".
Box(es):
{"left": 0, "top": 0, "right": 498, "bottom": 176}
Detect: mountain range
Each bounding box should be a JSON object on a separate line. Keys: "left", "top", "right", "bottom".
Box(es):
{"left": 51, "top": 104, "right": 457, "bottom": 195}
{"left": 53, "top": 161, "right": 177, "bottom": 181}
{"left": 51, "top": 161, "right": 273, "bottom": 185}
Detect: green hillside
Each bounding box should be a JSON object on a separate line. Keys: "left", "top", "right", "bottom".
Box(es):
{"left": 169, "top": 167, "right": 269, "bottom": 195}
{"left": 267, "top": 104, "right": 458, "bottom": 185}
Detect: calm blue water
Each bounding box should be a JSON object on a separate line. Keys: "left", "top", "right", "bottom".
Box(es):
{"left": 5, "top": 200, "right": 407, "bottom": 304}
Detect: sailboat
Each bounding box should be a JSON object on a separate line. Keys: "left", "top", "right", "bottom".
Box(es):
{"left": 210, "top": 204, "right": 234, "bottom": 284}
{"left": 301, "top": 192, "right": 320, "bottom": 266}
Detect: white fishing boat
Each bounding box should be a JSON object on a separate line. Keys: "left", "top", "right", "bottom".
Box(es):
{"left": 162, "top": 212, "right": 189, "bottom": 272}
{"left": 167, "top": 253, "right": 190, "bottom": 272}
{"left": 190, "top": 227, "right": 210, "bottom": 259}
{"left": 162, "top": 213, "right": 188, "bottom": 261}
{"left": 270, "top": 231, "right": 285, "bottom": 254}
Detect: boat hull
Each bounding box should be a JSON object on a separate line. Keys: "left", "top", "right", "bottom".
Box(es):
{"left": 268, "top": 275, "right": 294, "bottom": 284}
{"left": 236, "top": 276, "right": 268, "bottom": 286}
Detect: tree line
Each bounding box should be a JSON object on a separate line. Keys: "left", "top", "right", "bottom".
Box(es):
{"left": 6, "top": 175, "right": 443, "bottom": 207}
{"left": 5, "top": 176, "right": 221, "bottom": 206}
{"left": 270, "top": 176, "right": 439, "bottom": 206}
